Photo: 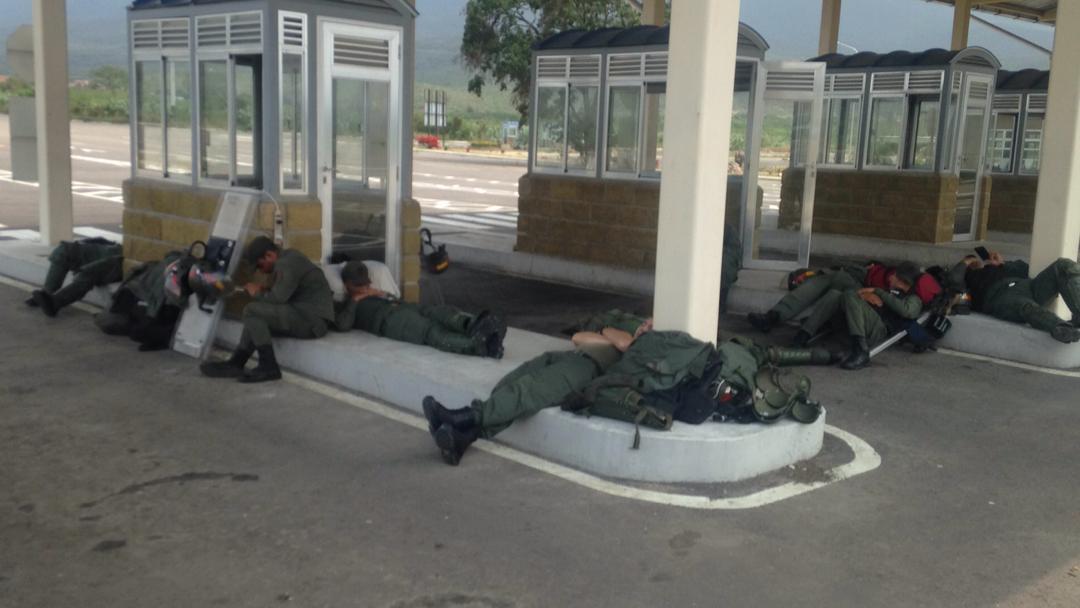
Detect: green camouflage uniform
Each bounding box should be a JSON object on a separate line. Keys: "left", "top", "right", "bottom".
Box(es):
{"left": 239, "top": 250, "right": 335, "bottom": 349}
{"left": 44, "top": 240, "right": 123, "bottom": 308}
{"left": 772, "top": 266, "right": 867, "bottom": 328}
{"left": 981, "top": 259, "right": 1080, "bottom": 333}
{"left": 334, "top": 297, "right": 487, "bottom": 356}
{"left": 838, "top": 287, "right": 923, "bottom": 346}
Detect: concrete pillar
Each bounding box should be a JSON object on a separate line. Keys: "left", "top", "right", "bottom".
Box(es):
{"left": 818, "top": 0, "right": 842, "bottom": 55}
{"left": 652, "top": 0, "right": 740, "bottom": 341}
{"left": 32, "top": 0, "right": 73, "bottom": 245}
{"left": 1029, "top": 1, "right": 1080, "bottom": 317}
{"left": 642, "top": 0, "right": 666, "bottom": 26}
{"left": 951, "top": 0, "right": 972, "bottom": 50}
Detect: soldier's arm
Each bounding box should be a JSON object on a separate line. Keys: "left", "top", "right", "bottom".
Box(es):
{"left": 875, "top": 289, "right": 923, "bottom": 319}
{"left": 1004, "top": 260, "right": 1030, "bottom": 278}
{"left": 259, "top": 259, "right": 303, "bottom": 304}
{"left": 332, "top": 299, "right": 357, "bottom": 332}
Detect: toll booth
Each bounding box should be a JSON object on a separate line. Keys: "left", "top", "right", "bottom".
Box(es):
{"left": 987, "top": 69, "right": 1048, "bottom": 234}
{"left": 518, "top": 24, "right": 834, "bottom": 273}
{"left": 123, "top": 0, "right": 420, "bottom": 299}
{"left": 778, "top": 47, "right": 1001, "bottom": 244}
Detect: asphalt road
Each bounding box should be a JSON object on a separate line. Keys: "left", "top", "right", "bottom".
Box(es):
{"left": 0, "top": 115, "right": 525, "bottom": 243}
{"left": 2, "top": 279, "right": 1079, "bottom": 607}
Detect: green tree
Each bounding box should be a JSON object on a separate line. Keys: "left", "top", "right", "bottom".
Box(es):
{"left": 89, "top": 65, "right": 129, "bottom": 92}
{"left": 461, "top": 0, "right": 638, "bottom": 119}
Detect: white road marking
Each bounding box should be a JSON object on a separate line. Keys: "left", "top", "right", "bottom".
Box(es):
{"left": 0, "top": 273, "right": 878, "bottom": 510}
{"left": 476, "top": 212, "right": 519, "bottom": 222}
{"left": 0, "top": 169, "right": 125, "bottom": 205}
{"left": 421, "top": 216, "right": 497, "bottom": 231}
{"left": 0, "top": 227, "right": 122, "bottom": 242}
{"left": 440, "top": 213, "right": 518, "bottom": 228}
{"left": 414, "top": 171, "right": 519, "bottom": 188}
{"left": 938, "top": 348, "right": 1080, "bottom": 379}
{"left": 414, "top": 181, "right": 518, "bottom": 198}
{"left": 70, "top": 154, "right": 131, "bottom": 168}
{"left": 0, "top": 229, "right": 42, "bottom": 240}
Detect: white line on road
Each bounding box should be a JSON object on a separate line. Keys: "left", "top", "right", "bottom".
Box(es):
{"left": 0, "top": 169, "right": 125, "bottom": 205}
{"left": 0, "top": 227, "right": 123, "bottom": 242}
{"left": 938, "top": 348, "right": 1080, "bottom": 379}
{"left": 440, "top": 213, "right": 518, "bottom": 228}
{"left": 421, "top": 216, "right": 497, "bottom": 231}
{"left": 414, "top": 171, "right": 519, "bottom": 187}
{"left": 70, "top": 154, "right": 131, "bottom": 168}
{"left": 414, "top": 181, "right": 518, "bottom": 198}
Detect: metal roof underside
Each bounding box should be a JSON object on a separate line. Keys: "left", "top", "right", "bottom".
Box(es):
{"left": 997, "top": 68, "right": 1050, "bottom": 90}
{"left": 533, "top": 23, "right": 768, "bottom": 53}
{"left": 810, "top": 47, "right": 1001, "bottom": 70}
{"left": 130, "top": 0, "right": 418, "bottom": 18}
{"left": 928, "top": 0, "right": 1056, "bottom": 23}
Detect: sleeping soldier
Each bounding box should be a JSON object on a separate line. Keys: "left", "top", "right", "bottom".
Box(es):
{"left": 27, "top": 238, "right": 122, "bottom": 317}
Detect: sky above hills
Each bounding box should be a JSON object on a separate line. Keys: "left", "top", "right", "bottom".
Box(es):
{"left": 0, "top": 0, "right": 1055, "bottom": 79}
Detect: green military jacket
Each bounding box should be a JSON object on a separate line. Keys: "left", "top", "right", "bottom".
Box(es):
{"left": 333, "top": 296, "right": 396, "bottom": 333}
{"left": 259, "top": 249, "right": 335, "bottom": 321}
{"left": 122, "top": 251, "right": 183, "bottom": 318}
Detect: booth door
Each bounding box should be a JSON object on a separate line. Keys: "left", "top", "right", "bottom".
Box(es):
{"left": 953, "top": 74, "right": 993, "bottom": 241}
{"left": 318, "top": 21, "right": 402, "bottom": 277}
{"left": 741, "top": 62, "right": 825, "bottom": 271}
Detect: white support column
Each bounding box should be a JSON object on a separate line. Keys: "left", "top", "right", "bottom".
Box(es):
{"left": 33, "top": 0, "right": 73, "bottom": 245}
{"left": 1030, "top": 2, "right": 1080, "bottom": 317}
{"left": 642, "top": 0, "right": 667, "bottom": 26}
{"left": 818, "top": 0, "right": 842, "bottom": 55}
{"left": 951, "top": 0, "right": 972, "bottom": 50}
{"left": 652, "top": 0, "right": 740, "bottom": 341}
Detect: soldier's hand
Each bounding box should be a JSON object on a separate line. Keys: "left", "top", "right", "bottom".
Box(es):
{"left": 989, "top": 251, "right": 1005, "bottom": 266}
{"left": 243, "top": 282, "right": 263, "bottom": 297}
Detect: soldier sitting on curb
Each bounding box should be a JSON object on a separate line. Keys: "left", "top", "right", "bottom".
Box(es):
{"left": 951, "top": 252, "right": 1080, "bottom": 343}
{"left": 27, "top": 238, "right": 122, "bottom": 317}
{"left": 200, "top": 236, "right": 335, "bottom": 383}
{"left": 333, "top": 261, "right": 507, "bottom": 358}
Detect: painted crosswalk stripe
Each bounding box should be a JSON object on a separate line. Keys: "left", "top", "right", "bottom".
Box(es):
{"left": 476, "top": 212, "right": 519, "bottom": 222}
{"left": 74, "top": 227, "right": 124, "bottom": 241}
{"left": 421, "top": 216, "right": 497, "bottom": 230}
{"left": 441, "top": 213, "right": 517, "bottom": 228}
{"left": 0, "top": 227, "right": 123, "bottom": 242}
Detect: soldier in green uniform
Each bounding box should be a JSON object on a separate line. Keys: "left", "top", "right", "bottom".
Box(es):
{"left": 201, "top": 237, "right": 335, "bottom": 383}
{"left": 955, "top": 253, "right": 1080, "bottom": 343}
{"left": 334, "top": 261, "right": 506, "bottom": 358}
{"left": 836, "top": 262, "right": 924, "bottom": 370}
{"left": 27, "top": 238, "right": 123, "bottom": 317}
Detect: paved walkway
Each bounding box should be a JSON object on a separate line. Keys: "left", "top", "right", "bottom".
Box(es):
{"left": 2, "top": 279, "right": 1080, "bottom": 607}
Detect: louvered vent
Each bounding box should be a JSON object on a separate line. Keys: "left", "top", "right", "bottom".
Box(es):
{"left": 608, "top": 54, "right": 643, "bottom": 79}
{"left": 871, "top": 72, "right": 906, "bottom": 93}
{"left": 830, "top": 73, "right": 865, "bottom": 94}
{"left": 908, "top": 70, "right": 944, "bottom": 92}
{"left": 281, "top": 13, "right": 305, "bottom": 49}
{"left": 643, "top": 52, "right": 667, "bottom": 79}
{"left": 568, "top": 55, "right": 601, "bottom": 79}
{"left": 196, "top": 12, "right": 262, "bottom": 49}
{"left": 969, "top": 80, "right": 990, "bottom": 101}
{"left": 993, "top": 94, "right": 1022, "bottom": 112}
{"left": 132, "top": 19, "right": 190, "bottom": 51}
{"left": 537, "top": 56, "right": 569, "bottom": 79}
{"left": 1028, "top": 94, "right": 1047, "bottom": 113}
{"left": 952, "top": 72, "right": 963, "bottom": 93}
{"left": 334, "top": 35, "right": 390, "bottom": 69}
{"left": 766, "top": 70, "right": 816, "bottom": 92}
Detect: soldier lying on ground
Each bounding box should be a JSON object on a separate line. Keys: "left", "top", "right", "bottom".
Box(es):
{"left": 333, "top": 261, "right": 507, "bottom": 358}
{"left": 832, "top": 262, "right": 924, "bottom": 370}
{"left": 201, "top": 237, "right": 335, "bottom": 383}
{"left": 94, "top": 251, "right": 184, "bottom": 351}
{"left": 951, "top": 253, "right": 1080, "bottom": 343}
{"left": 747, "top": 260, "right": 923, "bottom": 347}
{"left": 421, "top": 312, "right": 834, "bottom": 466}
{"left": 26, "top": 238, "right": 122, "bottom": 317}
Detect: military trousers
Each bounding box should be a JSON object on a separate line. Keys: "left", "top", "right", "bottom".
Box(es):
{"left": 839, "top": 289, "right": 890, "bottom": 346}
{"left": 380, "top": 304, "right": 482, "bottom": 356}
{"left": 45, "top": 241, "right": 123, "bottom": 308}
{"left": 986, "top": 258, "right": 1080, "bottom": 333}
{"left": 472, "top": 351, "right": 604, "bottom": 438}
{"left": 773, "top": 267, "right": 865, "bottom": 324}
{"left": 239, "top": 301, "right": 328, "bottom": 349}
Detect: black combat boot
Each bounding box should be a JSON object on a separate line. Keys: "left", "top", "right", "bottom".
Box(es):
{"left": 1050, "top": 323, "right": 1080, "bottom": 344}
{"left": 747, "top": 310, "right": 779, "bottom": 333}
{"left": 840, "top": 336, "right": 871, "bottom": 371}
{"left": 24, "top": 295, "right": 39, "bottom": 307}
{"left": 421, "top": 396, "right": 479, "bottom": 436}
{"left": 433, "top": 423, "right": 480, "bottom": 466}
{"left": 791, "top": 330, "right": 813, "bottom": 348}
{"left": 200, "top": 344, "right": 255, "bottom": 378}
{"left": 239, "top": 346, "right": 282, "bottom": 383}
{"left": 469, "top": 312, "right": 508, "bottom": 359}
{"left": 31, "top": 290, "right": 59, "bottom": 317}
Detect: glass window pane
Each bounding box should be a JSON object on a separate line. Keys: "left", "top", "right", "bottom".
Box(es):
{"left": 281, "top": 53, "right": 305, "bottom": 190}
{"left": 234, "top": 56, "right": 261, "bottom": 188}
{"left": 566, "top": 85, "right": 599, "bottom": 172}
{"left": 641, "top": 83, "right": 665, "bottom": 177}
{"left": 136, "top": 60, "right": 163, "bottom": 172}
{"left": 332, "top": 77, "right": 390, "bottom": 262}
{"left": 1021, "top": 115, "right": 1043, "bottom": 173}
{"left": 989, "top": 113, "right": 1017, "bottom": 173}
{"left": 606, "top": 86, "right": 641, "bottom": 174}
{"left": 824, "top": 97, "right": 861, "bottom": 166}
{"left": 909, "top": 96, "right": 939, "bottom": 170}
{"left": 165, "top": 59, "right": 192, "bottom": 177}
{"left": 867, "top": 97, "right": 904, "bottom": 167}
{"left": 199, "top": 60, "right": 229, "bottom": 181}
{"left": 535, "top": 87, "right": 566, "bottom": 169}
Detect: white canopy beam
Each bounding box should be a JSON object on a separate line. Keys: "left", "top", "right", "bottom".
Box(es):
{"left": 952, "top": 0, "right": 973, "bottom": 49}
{"left": 819, "top": 0, "right": 842, "bottom": 55}
{"left": 33, "top": 0, "right": 73, "bottom": 245}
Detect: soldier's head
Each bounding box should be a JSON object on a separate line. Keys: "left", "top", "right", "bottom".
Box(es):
{"left": 245, "top": 236, "right": 280, "bottom": 273}
{"left": 889, "top": 261, "right": 921, "bottom": 293}
{"left": 340, "top": 261, "right": 371, "bottom": 296}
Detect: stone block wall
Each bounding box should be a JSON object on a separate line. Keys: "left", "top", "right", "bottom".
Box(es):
{"left": 401, "top": 198, "right": 422, "bottom": 303}
{"left": 779, "top": 169, "right": 992, "bottom": 243}
{"left": 516, "top": 174, "right": 745, "bottom": 270}
{"left": 987, "top": 174, "right": 1038, "bottom": 234}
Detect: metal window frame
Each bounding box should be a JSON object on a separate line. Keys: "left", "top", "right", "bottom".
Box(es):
{"left": 131, "top": 18, "right": 193, "bottom": 184}
{"left": 530, "top": 83, "right": 571, "bottom": 174}
{"left": 863, "top": 94, "right": 908, "bottom": 170}
{"left": 600, "top": 82, "right": 645, "bottom": 179}
{"left": 952, "top": 72, "right": 994, "bottom": 241}
{"left": 278, "top": 10, "right": 308, "bottom": 195}
{"left": 988, "top": 111, "right": 1018, "bottom": 174}
{"left": 903, "top": 93, "right": 942, "bottom": 172}
{"left": 196, "top": 56, "right": 239, "bottom": 188}
{"left": 1018, "top": 95, "right": 1046, "bottom": 175}
{"left": 638, "top": 81, "right": 666, "bottom": 179}
{"left": 529, "top": 53, "right": 602, "bottom": 176}
{"left": 818, "top": 94, "right": 863, "bottom": 169}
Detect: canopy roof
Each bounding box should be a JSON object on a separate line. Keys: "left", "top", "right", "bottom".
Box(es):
{"left": 997, "top": 68, "right": 1050, "bottom": 90}
{"left": 130, "top": 0, "right": 418, "bottom": 17}
{"left": 927, "top": 0, "right": 1056, "bottom": 23}
{"left": 533, "top": 23, "right": 768, "bottom": 54}
{"left": 810, "top": 47, "right": 1000, "bottom": 70}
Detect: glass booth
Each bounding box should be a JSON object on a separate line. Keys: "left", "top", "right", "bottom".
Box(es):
{"left": 127, "top": 0, "right": 415, "bottom": 272}
{"left": 986, "top": 69, "right": 1047, "bottom": 233}
{"left": 519, "top": 24, "right": 827, "bottom": 272}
